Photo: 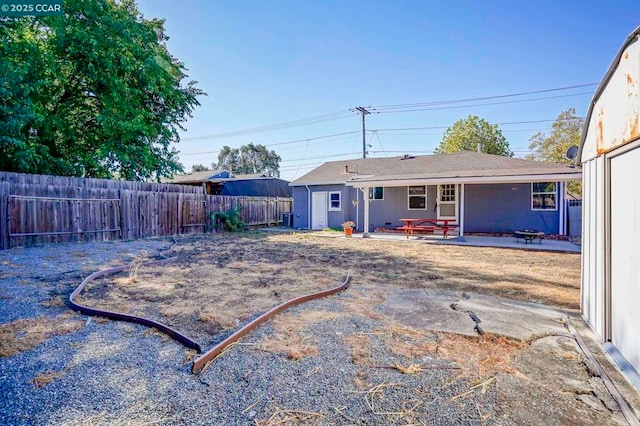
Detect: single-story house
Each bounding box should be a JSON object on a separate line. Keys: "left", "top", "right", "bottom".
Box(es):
{"left": 167, "top": 170, "right": 292, "bottom": 197}
{"left": 289, "top": 151, "right": 581, "bottom": 235}
{"left": 579, "top": 26, "right": 640, "bottom": 385}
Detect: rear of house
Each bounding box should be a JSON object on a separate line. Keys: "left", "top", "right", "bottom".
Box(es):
{"left": 290, "top": 151, "right": 580, "bottom": 236}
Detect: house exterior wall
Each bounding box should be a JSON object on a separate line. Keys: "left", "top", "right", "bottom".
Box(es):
{"left": 355, "top": 186, "right": 437, "bottom": 232}
{"left": 464, "top": 183, "right": 560, "bottom": 235}
{"left": 292, "top": 184, "right": 357, "bottom": 229}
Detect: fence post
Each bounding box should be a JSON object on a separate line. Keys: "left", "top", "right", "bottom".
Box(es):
{"left": 0, "top": 182, "right": 10, "bottom": 249}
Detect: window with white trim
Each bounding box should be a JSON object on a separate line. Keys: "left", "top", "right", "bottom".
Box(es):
{"left": 329, "top": 191, "right": 341, "bottom": 211}
{"left": 369, "top": 187, "right": 384, "bottom": 200}
{"left": 532, "top": 182, "right": 557, "bottom": 210}
{"left": 408, "top": 186, "right": 427, "bottom": 209}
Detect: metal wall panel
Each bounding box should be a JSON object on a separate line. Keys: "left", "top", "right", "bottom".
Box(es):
{"left": 610, "top": 146, "right": 640, "bottom": 374}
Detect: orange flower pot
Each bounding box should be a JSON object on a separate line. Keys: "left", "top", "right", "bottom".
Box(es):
{"left": 344, "top": 227, "right": 353, "bottom": 237}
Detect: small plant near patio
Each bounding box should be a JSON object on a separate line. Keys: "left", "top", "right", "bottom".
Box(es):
{"left": 322, "top": 227, "right": 343, "bottom": 232}
{"left": 341, "top": 221, "right": 356, "bottom": 230}
{"left": 212, "top": 207, "right": 245, "bottom": 232}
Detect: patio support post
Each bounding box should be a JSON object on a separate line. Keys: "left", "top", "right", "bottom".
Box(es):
{"left": 459, "top": 183, "right": 465, "bottom": 238}
{"left": 360, "top": 187, "right": 371, "bottom": 238}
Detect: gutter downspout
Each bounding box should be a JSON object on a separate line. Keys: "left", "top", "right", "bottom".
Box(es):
{"left": 305, "top": 185, "right": 311, "bottom": 230}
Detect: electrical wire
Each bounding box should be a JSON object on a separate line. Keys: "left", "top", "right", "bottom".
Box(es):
{"left": 375, "top": 92, "right": 593, "bottom": 114}
{"left": 181, "top": 110, "right": 353, "bottom": 141}
{"left": 370, "top": 83, "right": 598, "bottom": 110}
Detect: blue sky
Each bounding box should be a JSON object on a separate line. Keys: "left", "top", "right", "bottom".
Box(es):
{"left": 136, "top": 0, "right": 638, "bottom": 181}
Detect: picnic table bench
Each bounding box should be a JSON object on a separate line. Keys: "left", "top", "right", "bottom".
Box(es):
{"left": 513, "top": 229, "right": 545, "bottom": 244}
{"left": 397, "top": 218, "right": 458, "bottom": 239}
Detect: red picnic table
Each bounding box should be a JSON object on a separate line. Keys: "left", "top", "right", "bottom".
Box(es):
{"left": 398, "top": 218, "right": 458, "bottom": 239}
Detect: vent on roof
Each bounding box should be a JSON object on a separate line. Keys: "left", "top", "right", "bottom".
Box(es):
{"left": 401, "top": 154, "right": 415, "bottom": 160}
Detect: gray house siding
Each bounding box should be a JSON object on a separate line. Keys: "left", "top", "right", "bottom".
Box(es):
{"left": 292, "top": 185, "right": 358, "bottom": 229}
{"left": 356, "top": 186, "right": 438, "bottom": 232}
{"left": 464, "top": 183, "right": 559, "bottom": 234}
{"left": 292, "top": 186, "right": 310, "bottom": 229}
{"left": 295, "top": 182, "right": 561, "bottom": 234}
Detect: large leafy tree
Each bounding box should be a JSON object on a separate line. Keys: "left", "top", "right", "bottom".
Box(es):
{"left": 527, "top": 108, "right": 584, "bottom": 194}
{"left": 435, "top": 115, "right": 513, "bottom": 157}
{"left": 214, "top": 143, "right": 281, "bottom": 177}
{"left": 0, "top": 0, "right": 204, "bottom": 180}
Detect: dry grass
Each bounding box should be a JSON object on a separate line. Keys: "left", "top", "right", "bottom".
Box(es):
{"left": 343, "top": 334, "right": 373, "bottom": 365}
{"left": 258, "top": 310, "right": 342, "bottom": 360}
{"left": 31, "top": 370, "right": 66, "bottom": 388}
{"left": 74, "top": 232, "right": 579, "bottom": 347}
{"left": 39, "top": 295, "right": 66, "bottom": 308}
{"left": 0, "top": 311, "right": 84, "bottom": 357}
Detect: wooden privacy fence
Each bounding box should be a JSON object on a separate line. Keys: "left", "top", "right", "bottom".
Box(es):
{"left": 0, "top": 172, "right": 292, "bottom": 250}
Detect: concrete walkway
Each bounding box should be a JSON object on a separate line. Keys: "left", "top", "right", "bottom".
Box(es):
{"left": 259, "top": 226, "right": 581, "bottom": 253}
{"left": 353, "top": 232, "right": 581, "bottom": 253}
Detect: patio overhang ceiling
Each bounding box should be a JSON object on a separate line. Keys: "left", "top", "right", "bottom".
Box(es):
{"left": 345, "top": 171, "right": 582, "bottom": 188}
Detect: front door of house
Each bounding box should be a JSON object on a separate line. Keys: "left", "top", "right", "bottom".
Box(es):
{"left": 437, "top": 184, "right": 458, "bottom": 221}
{"left": 311, "top": 191, "right": 328, "bottom": 230}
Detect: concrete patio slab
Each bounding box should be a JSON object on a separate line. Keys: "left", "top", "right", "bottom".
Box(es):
{"left": 348, "top": 232, "right": 581, "bottom": 253}
{"left": 380, "top": 288, "right": 477, "bottom": 336}
{"left": 380, "top": 288, "right": 569, "bottom": 341}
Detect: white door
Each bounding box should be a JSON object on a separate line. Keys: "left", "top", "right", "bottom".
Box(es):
{"left": 311, "top": 192, "right": 328, "bottom": 230}
{"left": 437, "top": 184, "right": 458, "bottom": 220}
{"left": 610, "top": 146, "right": 640, "bottom": 374}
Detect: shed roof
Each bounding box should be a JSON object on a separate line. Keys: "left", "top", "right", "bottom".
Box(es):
{"left": 290, "top": 151, "right": 581, "bottom": 186}
{"left": 578, "top": 25, "right": 640, "bottom": 162}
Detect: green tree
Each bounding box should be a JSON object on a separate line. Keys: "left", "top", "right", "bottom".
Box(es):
{"left": 0, "top": 0, "right": 205, "bottom": 180}
{"left": 527, "top": 108, "right": 584, "bottom": 195}
{"left": 214, "top": 143, "right": 281, "bottom": 177}
{"left": 435, "top": 115, "right": 513, "bottom": 156}
{"left": 191, "top": 164, "right": 210, "bottom": 172}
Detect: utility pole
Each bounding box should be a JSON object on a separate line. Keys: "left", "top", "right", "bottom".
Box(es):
{"left": 352, "top": 106, "right": 371, "bottom": 159}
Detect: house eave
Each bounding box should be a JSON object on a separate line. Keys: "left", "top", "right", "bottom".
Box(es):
{"left": 289, "top": 180, "right": 348, "bottom": 187}
{"left": 345, "top": 173, "right": 582, "bottom": 187}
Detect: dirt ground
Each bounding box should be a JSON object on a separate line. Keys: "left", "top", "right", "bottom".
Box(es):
{"left": 3, "top": 232, "right": 638, "bottom": 424}
{"left": 76, "top": 231, "right": 581, "bottom": 344}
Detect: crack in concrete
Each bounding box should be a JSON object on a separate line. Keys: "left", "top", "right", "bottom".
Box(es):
{"left": 449, "top": 302, "right": 484, "bottom": 335}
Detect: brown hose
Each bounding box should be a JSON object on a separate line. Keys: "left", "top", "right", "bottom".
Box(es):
{"left": 192, "top": 272, "right": 351, "bottom": 374}
{"left": 68, "top": 254, "right": 203, "bottom": 352}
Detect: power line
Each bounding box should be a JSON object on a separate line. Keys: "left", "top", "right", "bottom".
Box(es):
{"left": 375, "top": 92, "right": 593, "bottom": 114}
{"left": 370, "top": 82, "right": 598, "bottom": 110}
{"left": 181, "top": 110, "right": 353, "bottom": 141}
{"left": 351, "top": 106, "right": 373, "bottom": 159}
{"left": 179, "top": 82, "right": 594, "bottom": 142}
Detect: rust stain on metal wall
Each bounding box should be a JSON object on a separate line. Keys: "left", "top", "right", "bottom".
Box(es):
{"left": 596, "top": 108, "right": 605, "bottom": 154}
{"left": 629, "top": 114, "right": 640, "bottom": 142}
{"left": 627, "top": 74, "right": 634, "bottom": 85}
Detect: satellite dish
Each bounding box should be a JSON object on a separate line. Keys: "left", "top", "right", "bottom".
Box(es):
{"left": 565, "top": 145, "right": 579, "bottom": 160}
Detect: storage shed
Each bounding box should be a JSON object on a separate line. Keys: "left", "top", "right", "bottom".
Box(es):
{"left": 579, "top": 26, "right": 640, "bottom": 386}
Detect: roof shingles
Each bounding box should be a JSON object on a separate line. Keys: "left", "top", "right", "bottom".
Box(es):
{"left": 290, "top": 151, "right": 581, "bottom": 185}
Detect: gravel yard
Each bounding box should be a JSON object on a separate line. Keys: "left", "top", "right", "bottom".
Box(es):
{"left": 0, "top": 232, "right": 634, "bottom": 425}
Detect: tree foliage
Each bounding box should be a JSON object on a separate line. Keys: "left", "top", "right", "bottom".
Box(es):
{"left": 191, "top": 164, "right": 210, "bottom": 172}
{"left": 214, "top": 143, "right": 281, "bottom": 177}
{"left": 0, "top": 0, "right": 205, "bottom": 180}
{"left": 527, "top": 108, "right": 584, "bottom": 195}
{"left": 435, "top": 115, "right": 513, "bottom": 157}
{"left": 527, "top": 108, "right": 583, "bottom": 163}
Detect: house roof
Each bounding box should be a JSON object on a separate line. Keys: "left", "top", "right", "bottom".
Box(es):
{"left": 165, "top": 170, "right": 280, "bottom": 185}
{"left": 164, "top": 170, "right": 224, "bottom": 184}
{"left": 290, "top": 151, "right": 581, "bottom": 187}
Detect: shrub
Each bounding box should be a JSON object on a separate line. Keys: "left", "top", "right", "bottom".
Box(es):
{"left": 212, "top": 207, "right": 245, "bottom": 232}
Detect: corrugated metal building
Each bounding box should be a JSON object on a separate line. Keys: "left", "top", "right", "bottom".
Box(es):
{"left": 579, "top": 26, "right": 640, "bottom": 386}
